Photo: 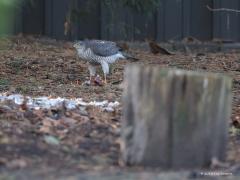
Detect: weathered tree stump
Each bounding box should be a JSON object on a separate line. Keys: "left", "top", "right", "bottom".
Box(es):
{"left": 122, "top": 65, "right": 232, "bottom": 169}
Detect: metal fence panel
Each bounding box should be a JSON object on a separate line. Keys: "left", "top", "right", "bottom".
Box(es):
{"left": 75, "top": 0, "right": 101, "bottom": 40}
{"left": 22, "top": 0, "right": 44, "bottom": 35}
{"left": 190, "top": 0, "right": 213, "bottom": 40}
{"left": 213, "top": 0, "right": 240, "bottom": 42}
{"left": 157, "top": 0, "right": 183, "bottom": 41}
{"left": 10, "top": 0, "right": 240, "bottom": 42}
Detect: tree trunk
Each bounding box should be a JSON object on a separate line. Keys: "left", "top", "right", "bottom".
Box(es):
{"left": 121, "top": 65, "right": 232, "bottom": 169}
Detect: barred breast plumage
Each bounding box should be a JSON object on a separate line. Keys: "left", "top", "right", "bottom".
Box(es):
{"left": 73, "top": 39, "right": 138, "bottom": 84}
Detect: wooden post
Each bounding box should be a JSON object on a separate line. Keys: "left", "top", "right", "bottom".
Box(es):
{"left": 121, "top": 65, "right": 232, "bottom": 169}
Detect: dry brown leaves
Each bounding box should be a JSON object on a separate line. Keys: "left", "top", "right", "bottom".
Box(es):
{"left": 0, "top": 36, "right": 240, "bottom": 173}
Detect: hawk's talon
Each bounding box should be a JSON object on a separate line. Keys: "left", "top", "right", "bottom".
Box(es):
{"left": 89, "top": 76, "right": 95, "bottom": 83}
{"left": 104, "top": 76, "right": 107, "bottom": 84}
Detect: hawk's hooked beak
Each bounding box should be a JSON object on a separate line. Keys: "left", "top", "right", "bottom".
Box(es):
{"left": 73, "top": 41, "right": 84, "bottom": 49}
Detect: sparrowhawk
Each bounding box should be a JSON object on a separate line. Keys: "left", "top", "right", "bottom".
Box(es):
{"left": 73, "top": 39, "right": 138, "bottom": 84}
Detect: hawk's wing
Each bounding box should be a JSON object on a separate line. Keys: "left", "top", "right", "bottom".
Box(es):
{"left": 85, "top": 40, "right": 120, "bottom": 57}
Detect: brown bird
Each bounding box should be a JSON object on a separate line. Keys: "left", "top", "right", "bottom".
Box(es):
{"left": 148, "top": 40, "right": 175, "bottom": 55}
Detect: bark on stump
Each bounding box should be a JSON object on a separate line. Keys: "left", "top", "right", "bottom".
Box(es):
{"left": 122, "top": 66, "right": 232, "bottom": 169}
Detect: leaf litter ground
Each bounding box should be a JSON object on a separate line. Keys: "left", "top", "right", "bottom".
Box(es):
{"left": 0, "top": 36, "right": 240, "bottom": 179}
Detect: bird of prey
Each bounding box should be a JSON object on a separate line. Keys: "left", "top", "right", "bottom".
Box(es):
{"left": 73, "top": 39, "right": 138, "bottom": 84}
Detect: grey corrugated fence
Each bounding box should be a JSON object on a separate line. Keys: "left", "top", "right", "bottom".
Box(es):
{"left": 10, "top": 0, "right": 240, "bottom": 42}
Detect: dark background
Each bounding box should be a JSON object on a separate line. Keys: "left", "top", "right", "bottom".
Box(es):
{"left": 11, "top": 0, "right": 240, "bottom": 42}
